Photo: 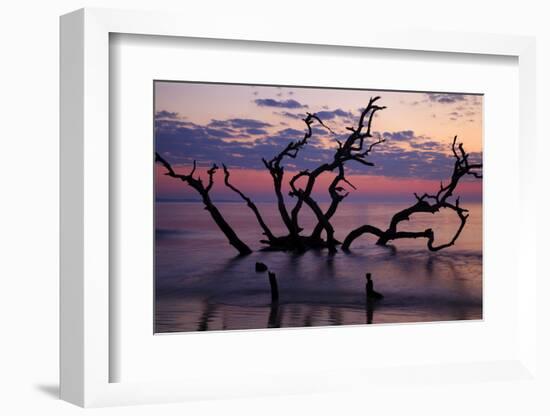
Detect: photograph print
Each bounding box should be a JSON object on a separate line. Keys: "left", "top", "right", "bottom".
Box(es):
{"left": 154, "top": 81, "right": 483, "bottom": 333}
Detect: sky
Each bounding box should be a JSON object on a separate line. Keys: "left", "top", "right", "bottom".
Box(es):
{"left": 154, "top": 81, "right": 483, "bottom": 203}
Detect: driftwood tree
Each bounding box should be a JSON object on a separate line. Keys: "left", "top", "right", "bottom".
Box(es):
{"left": 155, "top": 153, "right": 252, "bottom": 255}
{"left": 341, "top": 136, "right": 482, "bottom": 251}
{"left": 247, "top": 97, "right": 385, "bottom": 253}
{"left": 155, "top": 96, "right": 482, "bottom": 256}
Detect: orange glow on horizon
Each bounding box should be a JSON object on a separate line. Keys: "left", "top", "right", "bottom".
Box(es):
{"left": 156, "top": 165, "right": 482, "bottom": 202}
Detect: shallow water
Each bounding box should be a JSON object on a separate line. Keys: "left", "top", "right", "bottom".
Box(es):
{"left": 155, "top": 201, "right": 482, "bottom": 332}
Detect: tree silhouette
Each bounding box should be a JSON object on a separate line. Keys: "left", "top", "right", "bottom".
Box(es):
{"left": 155, "top": 153, "right": 252, "bottom": 255}
{"left": 156, "top": 97, "right": 482, "bottom": 255}
{"left": 342, "top": 136, "right": 482, "bottom": 251}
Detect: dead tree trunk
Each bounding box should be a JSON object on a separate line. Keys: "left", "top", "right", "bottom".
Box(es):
{"left": 261, "top": 114, "right": 322, "bottom": 248}
{"left": 310, "top": 164, "right": 356, "bottom": 240}
{"left": 287, "top": 98, "right": 385, "bottom": 249}
{"left": 257, "top": 98, "right": 386, "bottom": 251}
{"left": 155, "top": 152, "right": 252, "bottom": 256}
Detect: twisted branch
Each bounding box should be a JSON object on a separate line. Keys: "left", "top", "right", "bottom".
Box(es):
{"left": 155, "top": 152, "right": 252, "bottom": 255}
{"left": 222, "top": 164, "right": 276, "bottom": 243}
{"left": 286, "top": 97, "right": 386, "bottom": 248}
{"left": 342, "top": 137, "right": 482, "bottom": 251}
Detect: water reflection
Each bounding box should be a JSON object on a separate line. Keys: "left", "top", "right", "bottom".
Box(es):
{"left": 197, "top": 301, "right": 217, "bottom": 331}
{"left": 155, "top": 202, "right": 482, "bottom": 333}
{"left": 329, "top": 307, "right": 342, "bottom": 326}
{"left": 366, "top": 298, "right": 375, "bottom": 324}
{"left": 267, "top": 302, "right": 282, "bottom": 328}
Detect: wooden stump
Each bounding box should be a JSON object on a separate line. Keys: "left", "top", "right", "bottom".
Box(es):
{"left": 268, "top": 271, "right": 279, "bottom": 303}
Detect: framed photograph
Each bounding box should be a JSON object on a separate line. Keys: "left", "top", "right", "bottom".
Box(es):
{"left": 60, "top": 8, "right": 538, "bottom": 408}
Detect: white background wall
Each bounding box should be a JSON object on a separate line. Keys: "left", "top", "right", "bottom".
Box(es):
{"left": 0, "top": 1, "right": 548, "bottom": 415}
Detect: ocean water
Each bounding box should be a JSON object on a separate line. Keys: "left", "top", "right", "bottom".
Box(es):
{"left": 155, "top": 201, "right": 482, "bottom": 332}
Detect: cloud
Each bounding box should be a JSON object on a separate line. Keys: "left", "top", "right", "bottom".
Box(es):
{"left": 156, "top": 117, "right": 479, "bottom": 182}
{"left": 468, "top": 151, "right": 483, "bottom": 165}
{"left": 470, "top": 96, "right": 483, "bottom": 106}
{"left": 155, "top": 118, "right": 199, "bottom": 132}
{"left": 444, "top": 107, "right": 481, "bottom": 122}
{"left": 276, "top": 111, "right": 306, "bottom": 120}
{"left": 254, "top": 98, "right": 308, "bottom": 109}
{"left": 245, "top": 128, "right": 269, "bottom": 135}
{"left": 276, "top": 108, "right": 355, "bottom": 132}
{"left": 156, "top": 118, "right": 333, "bottom": 171}
{"left": 410, "top": 140, "right": 445, "bottom": 151}
{"left": 425, "top": 93, "right": 467, "bottom": 104}
{"left": 204, "top": 127, "right": 237, "bottom": 139}
{"left": 261, "top": 128, "right": 305, "bottom": 144}
{"left": 209, "top": 118, "right": 272, "bottom": 129}
{"left": 367, "top": 147, "right": 458, "bottom": 180}
{"left": 378, "top": 131, "right": 447, "bottom": 153}
{"left": 155, "top": 110, "right": 180, "bottom": 119}
{"left": 315, "top": 108, "right": 353, "bottom": 120}
{"left": 310, "top": 126, "right": 331, "bottom": 136}
{"left": 382, "top": 130, "right": 415, "bottom": 141}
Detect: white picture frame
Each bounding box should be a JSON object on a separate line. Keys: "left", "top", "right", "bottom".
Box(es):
{"left": 60, "top": 7, "right": 538, "bottom": 408}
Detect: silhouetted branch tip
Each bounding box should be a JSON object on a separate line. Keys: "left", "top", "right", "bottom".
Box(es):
{"left": 342, "top": 137, "right": 482, "bottom": 252}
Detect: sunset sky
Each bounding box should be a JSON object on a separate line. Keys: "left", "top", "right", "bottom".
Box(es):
{"left": 154, "top": 82, "right": 483, "bottom": 203}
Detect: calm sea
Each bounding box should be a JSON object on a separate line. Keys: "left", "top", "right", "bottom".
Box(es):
{"left": 155, "top": 201, "right": 482, "bottom": 332}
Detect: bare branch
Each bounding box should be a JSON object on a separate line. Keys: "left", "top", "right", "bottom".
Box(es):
{"left": 308, "top": 112, "right": 336, "bottom": 135}
{"left": 222, "top": 164, "right": 276, "bottom": 242}
{"left": 342, "top": 138, "right": 483, "bottom": 251}
{"left": 261, "top": 113, "right": 326, "bottom": 240}
{"left": 205, "top": 164, "right": 218, "bottom": 193}
{"left": 156, "top": 152, "right": 252, "bottom": 255}
{"left": 311, "top": 164, "right": 354, "bottom": 242}
{"left": 280, "top": 99, "right": 388, "bottom": 249}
